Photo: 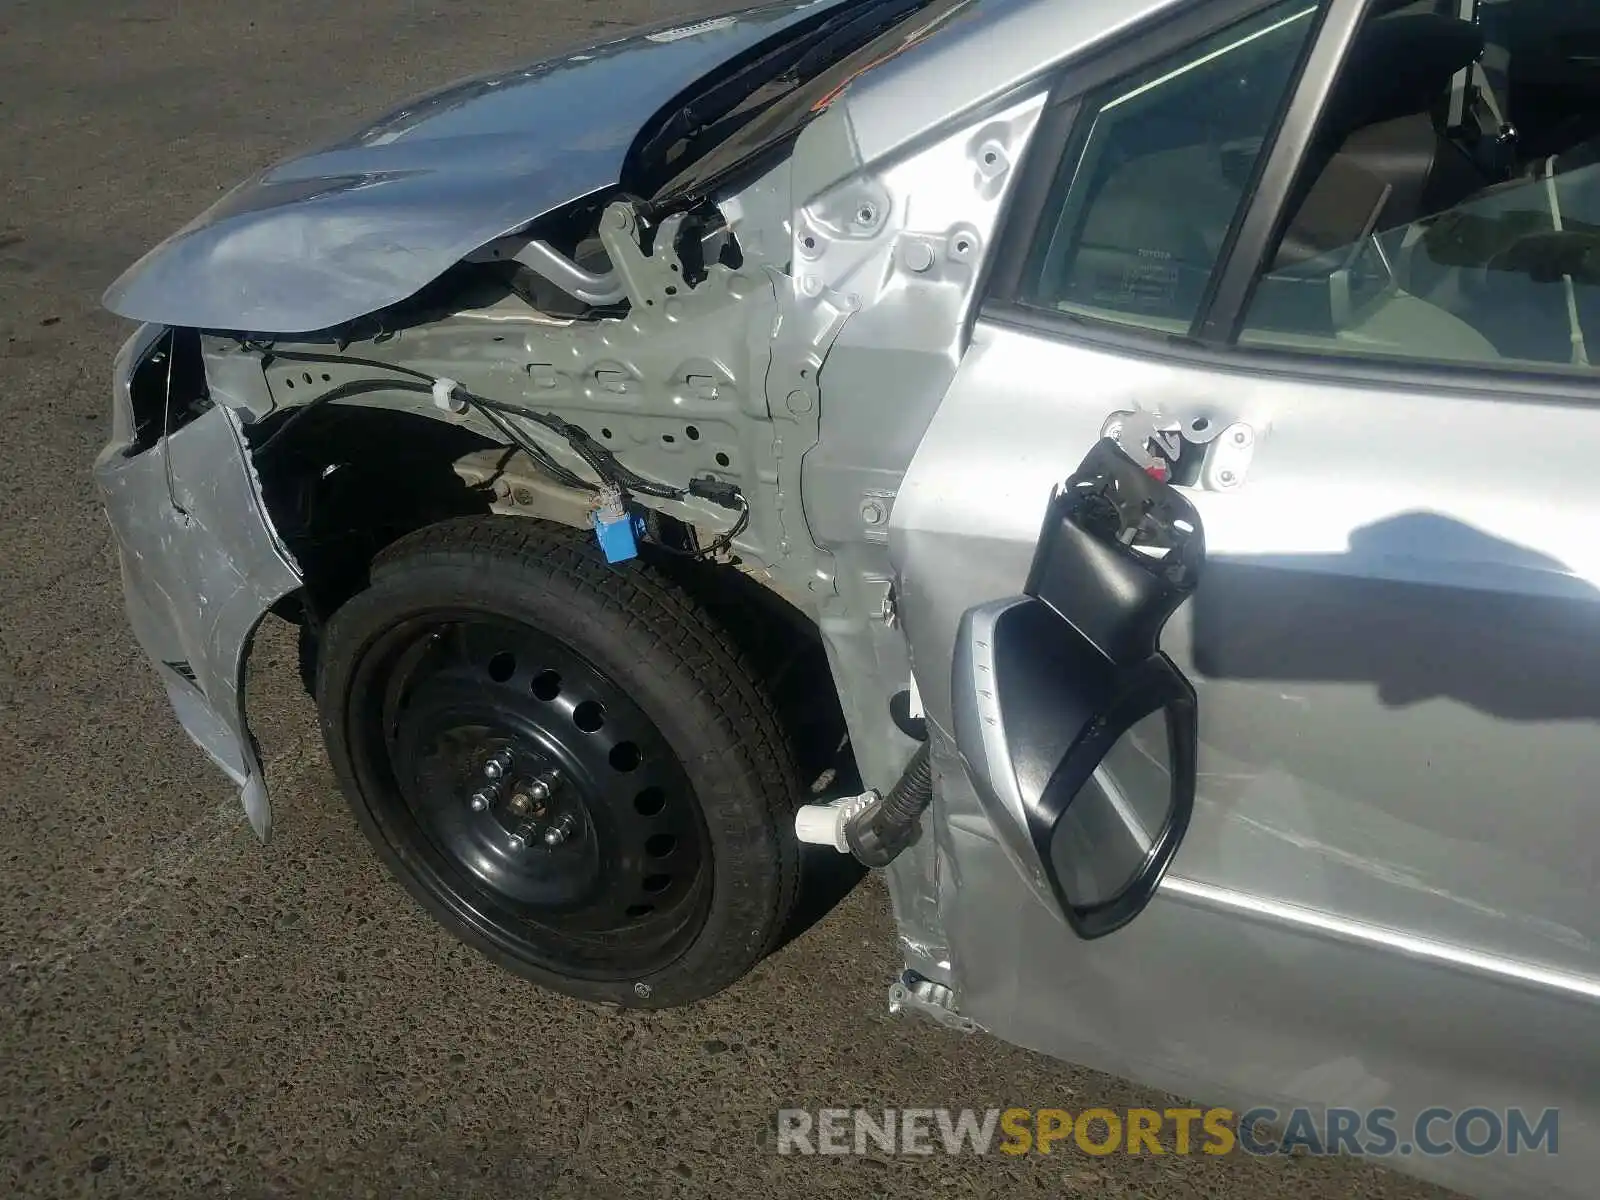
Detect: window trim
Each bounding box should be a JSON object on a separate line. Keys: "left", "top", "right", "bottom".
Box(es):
{"left": 1196, "top": 0, "right": 1369, "bottom": 340}
{"left": 984, "top": 297, "right": 1600, "bottom": 410}
{"left": 979, "top": 0, "right": 1330, "bottom": 316}
{"left": 981, "top": 0, "right": 1347, "bottom": 340}
{"left": 979, "top": 0, "right": 1600, "bottom": 403}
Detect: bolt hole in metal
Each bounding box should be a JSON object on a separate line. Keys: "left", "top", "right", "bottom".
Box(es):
{"left": 665, "top": 285, "right": 678, "bottom": 296}
{"left": 360, "top": 614, "right": 712, "bottom": 980}
{"left": 685, "top": 425, "right": 700, "bottom": 441}
{"left": 802, "top": 235, "right": 817, "bottom": 250}
{"left": 1191, "top": 417, "right": 1210, "bottom": 433}
{"left": 600, "top": 427, "right": 613, "bottom": 440}
{"left": 715, "top": 452, "right": 730, "bottom": 467}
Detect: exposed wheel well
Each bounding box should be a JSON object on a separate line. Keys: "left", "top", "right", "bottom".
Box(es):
{"left": 257, "top": 404, "right": 503, "bottom": 625}
{"left": 255, "top": 403, "right": 854, "bottom": 790}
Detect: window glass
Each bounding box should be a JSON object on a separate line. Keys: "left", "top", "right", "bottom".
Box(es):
{"left": 1238, "top": 0, "right": 1600, "bottom": 371}
{"left": 1017, "top": 1, "right": 1321, "bottom": 333}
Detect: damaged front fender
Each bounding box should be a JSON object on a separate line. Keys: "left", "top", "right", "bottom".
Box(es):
{"left": 95, "top": 326, "right": 303, "bottom": 839}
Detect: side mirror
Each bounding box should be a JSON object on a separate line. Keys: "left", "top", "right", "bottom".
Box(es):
{"left": 952, "top": 439, "right": 1205, "bottom": 938}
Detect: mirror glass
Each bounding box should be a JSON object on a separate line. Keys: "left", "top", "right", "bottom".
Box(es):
{"left": 1048, "top": 709, "right": 1175, "bottom": 908}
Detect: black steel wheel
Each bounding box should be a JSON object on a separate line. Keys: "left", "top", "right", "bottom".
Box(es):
{"left": 317, "top": 516, "right": 802, "bottom": 1007}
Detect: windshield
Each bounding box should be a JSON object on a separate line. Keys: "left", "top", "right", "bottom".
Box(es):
{"left": 633, "top": 0, "right": 985, "bottom": 203}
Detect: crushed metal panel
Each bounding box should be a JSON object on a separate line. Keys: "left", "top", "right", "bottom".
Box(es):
{"left": 95, "top": 329, "right": 303, "bottom": 839}
{"left": 101, "top": 0, "right": 848, "bottom": 334}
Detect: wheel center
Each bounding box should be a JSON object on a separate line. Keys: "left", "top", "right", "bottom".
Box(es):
{"left": 466, "top": 744, "right": 585, "bottom": 852}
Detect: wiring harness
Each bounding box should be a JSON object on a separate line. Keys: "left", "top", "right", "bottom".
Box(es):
{"left": 243, "top": 345, "right": 749, "bottom": 560}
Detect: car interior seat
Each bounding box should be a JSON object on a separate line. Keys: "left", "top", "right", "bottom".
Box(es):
{"left": 1272, "top": 10, "right": 1491, "bottom": 270}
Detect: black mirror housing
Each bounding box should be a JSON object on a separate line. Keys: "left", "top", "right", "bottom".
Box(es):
{"left": 1026, "top": 437, "right": 1204, "bottom": 665}
{"left": 952, "top": 439, "right": 1206, "bottom": 939}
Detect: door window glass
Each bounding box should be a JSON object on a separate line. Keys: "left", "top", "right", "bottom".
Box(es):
{"left": 1017, "top": 1, "right": 1321, "bottom": 333}
{"left": 1238, "top": 0, "right": 1600, "bottom": 371}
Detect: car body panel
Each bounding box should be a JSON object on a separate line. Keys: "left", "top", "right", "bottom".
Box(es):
{"left": 889, "top": 316, "right": 1600, "bottom": 1198}
{"left": 101, "top": 0, "right": 845, "bottom": 335}
{"left": 94, "top": 0, "right": 1600, "bottom": 1194}
{"left": 94, "top": 326, "right": 303, "bottom": 838}
{"left": 835, "top": 0, "right": 1185, "bottom": 168}
{"left": 877, "top": 0, "right": 1600, "bottom": 1193}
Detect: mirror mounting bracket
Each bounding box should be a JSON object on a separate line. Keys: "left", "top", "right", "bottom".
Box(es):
{"left": 1027, "top": 438, "right": 1204, "bottom": 666}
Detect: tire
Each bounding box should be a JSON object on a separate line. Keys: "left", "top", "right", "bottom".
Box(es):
{"left": 315, "top": 515, "right": 802, "bottom": 1007}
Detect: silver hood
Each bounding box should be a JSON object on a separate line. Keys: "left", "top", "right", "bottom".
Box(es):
{"left": 103, "top": 1, "right": 842, "bottom": 335}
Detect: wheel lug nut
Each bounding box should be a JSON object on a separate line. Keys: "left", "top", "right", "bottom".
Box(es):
{"left": 543, "top": 813, "right": 576, "bottom": 847}
{"left": 508, "top": 833, "right": 526, "bottom": 851}
{"left": 528, "top": 769, "right": 560, "bottom": 803}
{"left": 483, "top": 749, "right": 513, "bottom": 781}
{"left": 469, "top": 788, "right": 495, "bottom": 813}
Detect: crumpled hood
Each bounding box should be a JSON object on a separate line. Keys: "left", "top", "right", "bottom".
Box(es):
{"left": 104, "top": 2, "right": 840, "bottom": 335}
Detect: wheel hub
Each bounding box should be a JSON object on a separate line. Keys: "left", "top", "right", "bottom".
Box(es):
{"left": 362, "top": 613, "right": 711, "bottom": 978}
{"left": 469, "top": 747, "right": 568, "bottom": 843}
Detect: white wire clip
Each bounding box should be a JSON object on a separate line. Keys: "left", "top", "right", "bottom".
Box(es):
{"left": 431, "top": 376, "right": 468, "bottom": 414}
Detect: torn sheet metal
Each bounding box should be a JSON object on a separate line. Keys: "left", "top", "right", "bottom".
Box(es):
{"left": 94, "top": 327, "right": 303, "bottom": 839}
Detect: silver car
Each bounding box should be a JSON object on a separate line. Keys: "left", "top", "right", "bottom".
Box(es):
{"left": 95, "top": 0, "right": 1598, "bottom": 1195}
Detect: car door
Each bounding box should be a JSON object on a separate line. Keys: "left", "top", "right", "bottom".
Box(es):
{"left": 889, "top": 0, "right": 1600, "bottom": 1196}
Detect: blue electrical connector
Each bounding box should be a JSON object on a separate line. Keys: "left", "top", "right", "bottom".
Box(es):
{"left": 591, "top": 484, "right": 646, "bottom": 563}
